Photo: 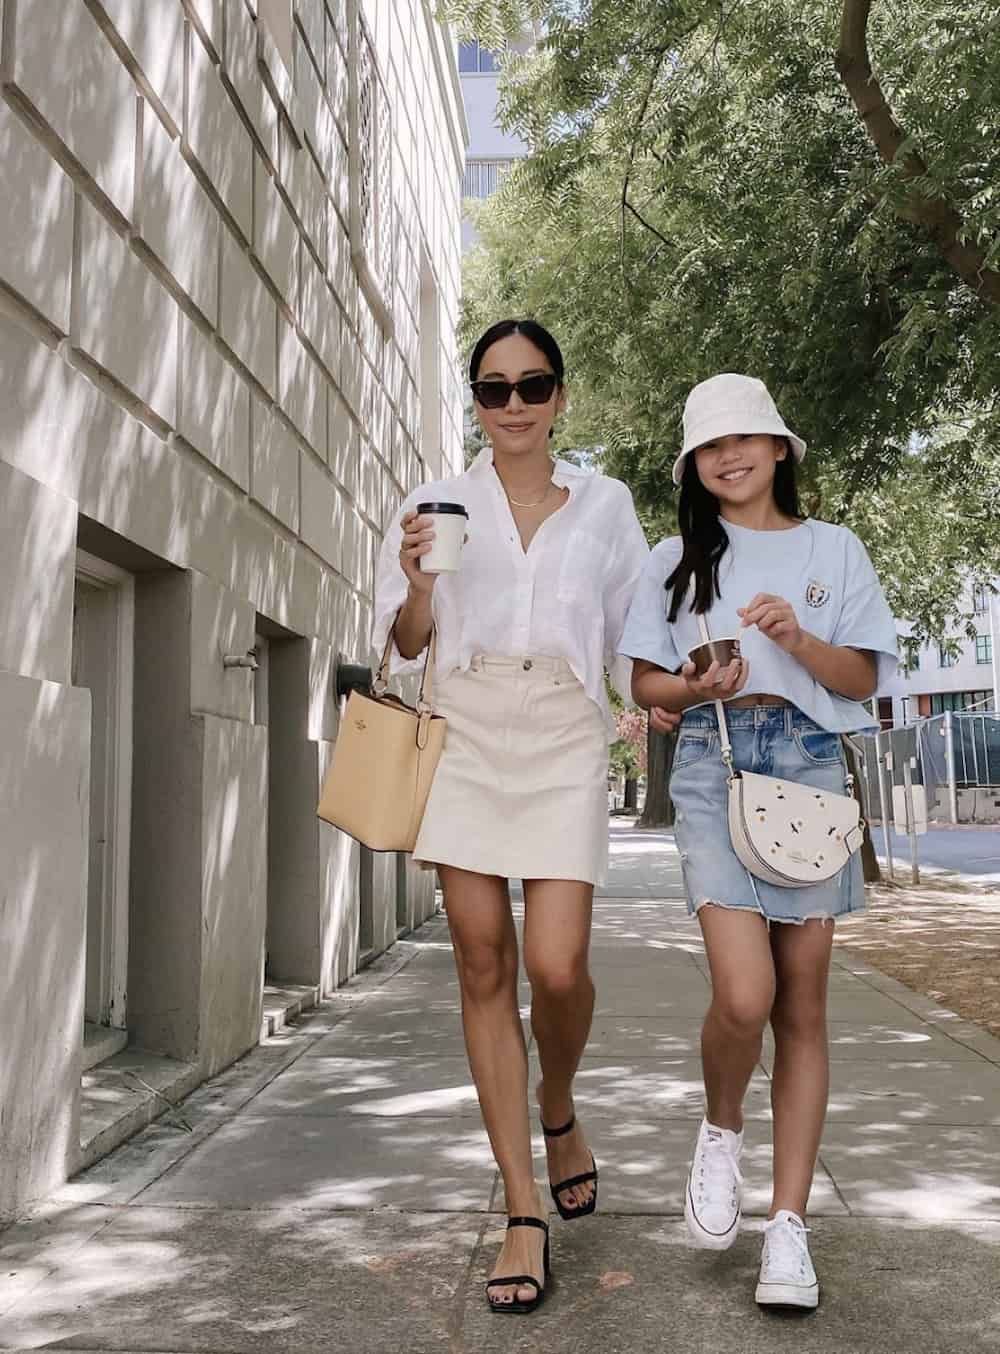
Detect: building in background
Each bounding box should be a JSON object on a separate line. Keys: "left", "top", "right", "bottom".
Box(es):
{"left": 458, "top": 29, "right": 536, "bottom": 249}
{"left": 876, "top": 581, "right": 1000, "bottom": 728}
{"left": 0, "top": 0, "right": 466, "bottom": 1223}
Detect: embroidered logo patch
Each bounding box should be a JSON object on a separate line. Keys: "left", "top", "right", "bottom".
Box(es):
{"left": 805, "top": 581, "right": 831, "bottom": 609}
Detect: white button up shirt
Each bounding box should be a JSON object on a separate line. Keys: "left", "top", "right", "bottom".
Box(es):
{"left": 372, "top": 448, "right": 650, "bottom": 735}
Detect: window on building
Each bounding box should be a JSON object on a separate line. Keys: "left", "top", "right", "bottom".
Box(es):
{"left": 463, "top": 159, "right": 513, "bottom": 198}
{"left": 938, "top": 643, "right": 957, "bottom": 668}
{"left": 458, "top": 40, "right": 502, "bottom": 73}
{"left": 898, "top": 635, "right": 919, "bottom": 675}
{"left": 976, "top": 634, "right": 993, "bottom": 665}
{"left": 973, "top": 583, "right": 990, "bottom": 614}
{"left": 929, "top": 690, "right": 994, "bottom": 715}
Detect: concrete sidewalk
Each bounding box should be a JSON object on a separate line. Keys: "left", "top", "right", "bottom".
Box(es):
{"left": 2, "top": 824, "right": 999, "bottom": 1352}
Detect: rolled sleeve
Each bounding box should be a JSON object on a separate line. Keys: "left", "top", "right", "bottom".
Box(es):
{"left": 602, "top": 485, "right": 650, "bottom": 700}
{"left": 832, "top": 531, "right": 898, "bottom": 684}
{"left": 371, "top": 492, "right": 428, "bottom": 676}
{"left": 618, "top": 539, "right": 685, "bottom": 673}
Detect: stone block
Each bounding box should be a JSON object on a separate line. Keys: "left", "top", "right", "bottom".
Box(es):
{"left": 189, "top": 572, "right": 256, "bottom": 720}
{"left": 183, "top": 0, "right": 220, "bottom": 62}
{"left": 327, "top": 210, "right": 352, "bottom": 309}
{"left": 220, "top": 228, "right": 277, "bottom": 396}
{"left": 328, "top": 388, "right": 358, "bottom": 497}
{"left": 74, "top": 197, "right": 178, "bottom": 425}
{"left": 299, "top": 243, "right": 340, "bottom": 381}
{"left": 177, "top": 315, "right": 251, "bottom": 490}
{"left": 325, "top": 6, "right": 348, "bottom": 134}
{"left": 339, "top": 328, "right": 365, "bottom": 421}
{"left": 250, "top": 393, "right": 300, "bottom": 532}
{"left": 184, "top": 22, "right": 252, "bottom": 239}
{"left": 0, "top": 669, "right": 90, "bottom": 1223}
{"left": 137, "top": 101, "right": 219, "bottom": 322}
{"left": 300, "top": 452, "right": 343, "bottom": 571}
{"left": 294, "top": 0, "right": 325, "bottom": 80}
{"left": 0, "top": 102, "right": 74, "bottom": 330}
{"left": 199, "top": 712, "right": 268, "bottom": 1076}
{"left": 91, "top": 0, "right": 186, "bottom": 135}
{"left": 327, "top": 121, "right": 348, "bottom": 224}
{"left": 1, "top": 0, "right": 137, "bottom": 221}
{"left": 252, "top": 153, "right": 298, "bottom": 307}
{"left": 222, "top": 0, "right": 277, "bottom": 164}
{"left": 279, "top": 119, "right": 326, "bottom": 264}
{"left": 278, "top": 319, "right": 326, "bottom": 456}
{"left": 0, "top": 460, "right": 76, "bottom": 683}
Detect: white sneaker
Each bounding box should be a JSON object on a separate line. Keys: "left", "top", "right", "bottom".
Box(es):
{"left": 755, "top": 1210, "right": 819, "bottom": 1309}
{"left": 684, "top": 1118, "right": 743, "bottom": 1249}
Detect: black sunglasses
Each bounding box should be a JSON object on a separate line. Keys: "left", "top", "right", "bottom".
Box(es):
{"left": 470, "top": 373, "right": 558, "bottom": 409}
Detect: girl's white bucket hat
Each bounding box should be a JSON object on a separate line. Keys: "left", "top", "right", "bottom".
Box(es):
{"left": 672, "top": 373, "right": 807, "bottom": 486}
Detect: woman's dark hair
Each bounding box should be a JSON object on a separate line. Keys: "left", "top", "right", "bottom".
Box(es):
{"left": 665, "top": 443, "right": 802, "bottom": 622}
{"left": 468, "top": 319, "right": 565, "bottom": 385}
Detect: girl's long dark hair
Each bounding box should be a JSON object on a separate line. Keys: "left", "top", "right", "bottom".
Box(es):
{"left": 665, "top": 444, "right": 802, "bottom": 621}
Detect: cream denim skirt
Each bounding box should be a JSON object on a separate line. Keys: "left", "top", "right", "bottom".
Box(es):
{"left": 413, "top": 654, "right": 610, "bottom": 884}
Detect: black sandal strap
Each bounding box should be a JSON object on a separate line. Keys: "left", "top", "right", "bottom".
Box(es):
{"left": 486, "top": 1275, "right": 541, "bottom": 1295}
{"left": 540, "top": 1115, "right": 576, "bottom": 1139}
{"left": 552, "top": 1166, "right": 598, "bottom": 1195}
{"left": 506, "top": 1215, "right": 549, "bottom": 1234}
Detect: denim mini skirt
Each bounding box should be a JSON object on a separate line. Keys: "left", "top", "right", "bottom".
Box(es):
{"left": 671, "top": 705, "right": 865, "bottom": 924}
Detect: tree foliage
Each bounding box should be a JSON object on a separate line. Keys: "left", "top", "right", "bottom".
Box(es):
{"left": 450, "top": 0, "right": 1000, "bottom": 638}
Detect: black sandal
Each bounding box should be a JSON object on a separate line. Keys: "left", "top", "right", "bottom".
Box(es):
{"left": 485, "top": 1216, "right": 551, "bottom": 1315}
{"left": 542, "top": 1115, "right": 599, "bottom": 1220}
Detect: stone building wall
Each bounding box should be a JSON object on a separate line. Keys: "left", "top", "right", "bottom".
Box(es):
{"left": 0, "top": 0, "right": 466, "bottom": 1222}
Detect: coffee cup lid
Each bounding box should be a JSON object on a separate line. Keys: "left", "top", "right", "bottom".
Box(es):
{"left": 417, "top": 501, "right": 469, "bottom": 517}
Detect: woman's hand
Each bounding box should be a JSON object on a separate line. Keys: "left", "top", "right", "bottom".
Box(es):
{"left": 679, "top": 656, "right": 750, "bottom": 702}
{"left": 739, "top": 593, "right": 803, "bottom": 654}
{"left": 649, "top": 706, "right": 682, "bottom": 735}
{"left": 399, "top": 512, "right": 437, "bottom": 595}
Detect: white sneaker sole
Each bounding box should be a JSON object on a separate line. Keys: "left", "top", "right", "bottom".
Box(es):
{"left": 755, "top": 1279, "right": 819, "bottom": 1310}
{"left": 684, "top": 1177, "right": 740, "bottom": 1250}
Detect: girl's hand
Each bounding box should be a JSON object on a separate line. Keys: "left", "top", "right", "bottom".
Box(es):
{"left": 739, "top": 593, "right": 803, "bottom": 654}
{"left": 650, "top": 706, "right": 682, "bottom": 735}
{"left": 680, "top": 656, "right": 750, "bottom": 701}
{"left": 398, "top": 512, "right": 437, "bottom": 594}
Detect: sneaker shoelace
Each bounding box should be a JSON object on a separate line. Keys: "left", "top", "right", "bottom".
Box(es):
{"left": 694, "top": 1133, "right": 743, "bottom": 1206}
{"left": 762, "top": 1215, "right": 812, "bottom": 1280}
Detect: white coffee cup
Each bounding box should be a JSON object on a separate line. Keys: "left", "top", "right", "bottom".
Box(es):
{"left": 418, "top": 501, "right": 469, "bottom": 574}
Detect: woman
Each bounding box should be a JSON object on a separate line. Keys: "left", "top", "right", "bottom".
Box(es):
{"left": 619, "top": 373, "right": 897, "bottom": 1311}
{"left": 373, "top": 319, "right": 676, "bottom": 1314}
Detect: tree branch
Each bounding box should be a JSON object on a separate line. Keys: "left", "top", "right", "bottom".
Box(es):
{"left": 835, "top": 0, "right": 1000, "bottom": 305}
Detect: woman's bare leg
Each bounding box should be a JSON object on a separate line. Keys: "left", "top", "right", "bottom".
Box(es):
{"left": 440, "top": 864, "right": 544, "bottom": 1305}
{"left": 523, "top": 878, "right": 596, "bottom": 1212}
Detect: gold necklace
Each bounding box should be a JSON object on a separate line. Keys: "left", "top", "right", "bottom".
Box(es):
{"left": 505, "top": 481, "right": 554, "bottom": 509}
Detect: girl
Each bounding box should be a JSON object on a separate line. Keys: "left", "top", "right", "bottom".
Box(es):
{"left": 372, "top": 319, "right": 677, "bottom": 1315}
{"left": 619, "top": 373, "right": 896, "bottom": 1311}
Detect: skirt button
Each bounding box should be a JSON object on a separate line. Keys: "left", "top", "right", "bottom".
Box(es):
{"left": 523, "top": 659, "right": 533, "bottom": 670}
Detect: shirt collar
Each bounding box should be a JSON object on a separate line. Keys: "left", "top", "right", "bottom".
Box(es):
{"left": 469, "top": 446, "right": 590, "bottom": 489}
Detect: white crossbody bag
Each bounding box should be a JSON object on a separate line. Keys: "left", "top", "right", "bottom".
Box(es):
{"left": 695, "top": 614, "right": 865, "bottom": 888}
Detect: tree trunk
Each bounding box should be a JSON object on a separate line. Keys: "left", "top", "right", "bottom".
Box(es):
{"left": 624, "top": 778, "right": 638, "bottom": 811}
{"left": 638, "top": 727, "right": 675, "bottom": 828}
{"left": 835, "top": 0, "right": 1000, "bottom": 305}
{"left": 843, "top": 736, "right": 882, "bottom": 883}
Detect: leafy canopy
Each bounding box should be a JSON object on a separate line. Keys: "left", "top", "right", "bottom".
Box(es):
{"left": 447, "top": 0, "right": 1000, "bottom": 638}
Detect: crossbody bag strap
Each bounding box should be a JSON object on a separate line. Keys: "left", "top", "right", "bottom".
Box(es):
{"left": 695, "top": 611, "right": 734, "bottom": 767}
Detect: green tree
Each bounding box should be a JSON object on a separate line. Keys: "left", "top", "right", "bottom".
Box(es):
{"left": 450, "top": 0, "right": 1000, "bottom": 638}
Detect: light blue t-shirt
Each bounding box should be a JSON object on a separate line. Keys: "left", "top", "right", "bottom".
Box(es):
{"left": 618, "top": 519, "right": 897, "bottom": 733}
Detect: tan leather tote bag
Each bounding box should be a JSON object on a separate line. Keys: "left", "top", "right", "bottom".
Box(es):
{"left": 316, "top": 627, "right": 445, "bottom": 852}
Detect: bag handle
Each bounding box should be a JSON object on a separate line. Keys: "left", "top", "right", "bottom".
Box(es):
{"left": 695, "top": 611, "right": 734, "bottom": 769}
{"left": 373, "top": 620, "right": 437, "bottom": 715}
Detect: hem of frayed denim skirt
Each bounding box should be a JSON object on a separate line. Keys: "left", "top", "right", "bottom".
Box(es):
{"left": 689, "top": 898, "right": 865, "bottom": 925}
